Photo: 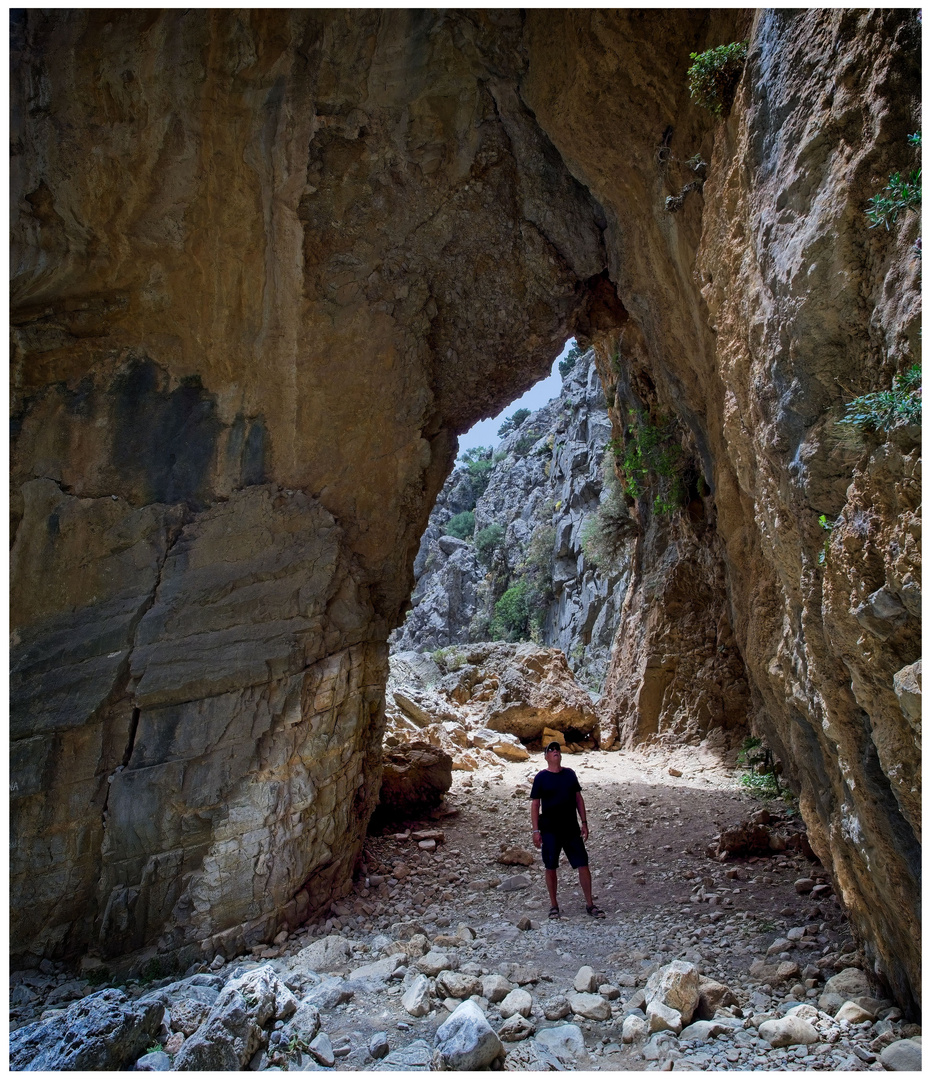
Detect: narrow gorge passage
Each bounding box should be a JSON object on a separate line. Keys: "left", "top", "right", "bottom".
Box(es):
{"left": 10, "top": 7, "right": 920, "bottom": 1070}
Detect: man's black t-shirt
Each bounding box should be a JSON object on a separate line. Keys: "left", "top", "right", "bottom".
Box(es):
{"left": 530, "top": 767, "right": 581, "bottom": 836}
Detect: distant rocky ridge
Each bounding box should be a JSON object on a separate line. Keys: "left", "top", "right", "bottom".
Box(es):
{"left": 391, "top": 349, "right": 628, "bottom": 694}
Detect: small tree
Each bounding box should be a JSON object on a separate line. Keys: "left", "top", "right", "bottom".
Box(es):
{"left": 445, "top": 510, "right": 475, "bottom": 540}
{"left": 498, "top": 408, "right": 531, "bottom": 438}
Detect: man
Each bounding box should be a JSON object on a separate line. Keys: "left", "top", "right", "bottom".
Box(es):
{"left": 530, "top": 741, "right": 606, "bottom": 919}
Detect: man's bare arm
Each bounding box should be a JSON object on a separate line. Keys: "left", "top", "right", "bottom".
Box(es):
{"left": 576, "top": 792, "right": 589, "bottom": 840}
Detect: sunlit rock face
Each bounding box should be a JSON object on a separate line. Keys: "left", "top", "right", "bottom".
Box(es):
{"left": 523, "top": 9, "right": 920, "bottom": 1011}
{"left": 10, "top": 8, "right": 920, "bottom": 1014}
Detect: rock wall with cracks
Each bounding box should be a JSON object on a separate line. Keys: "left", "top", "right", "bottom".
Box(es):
{"left": 10, "top": 9, "right": 921, "bottom": 1015}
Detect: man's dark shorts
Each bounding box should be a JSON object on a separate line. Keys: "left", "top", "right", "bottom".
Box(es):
{"left": 541, "top": 831, "right": 589, "bottom": 870}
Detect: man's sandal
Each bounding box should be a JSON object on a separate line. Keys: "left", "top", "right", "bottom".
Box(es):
{"left": 586, "top": 904, "right": 606, "bottom": 919}
{"left": 548, "top": 906, "right": 561, "bottom": 920}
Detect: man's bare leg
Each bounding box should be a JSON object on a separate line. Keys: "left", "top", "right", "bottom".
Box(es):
{"left": 578, "top": 865, "right": 594, "bottom": 906}
{"left": 545, "top": 868, "right": 559, "bottom": 909}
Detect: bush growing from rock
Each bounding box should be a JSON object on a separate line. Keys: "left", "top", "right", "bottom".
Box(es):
{"left": 687, "top": 41, "right": 748, "bottom": 116}
{"left": 474, "top": 523, "right": 504, "bottom": 566}
{"left": 445, "top": 510, "right": 475, "bottom": 540}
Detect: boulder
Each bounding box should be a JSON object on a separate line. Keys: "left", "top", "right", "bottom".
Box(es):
{"left": 644, "top": 960, "right": 700, "bottom": 1026}
{"left": 302, "top": 977, "right": 354, "bottom": 1010}
{"left": 9, "top": 988, "right": 164, "bottom": 1071}
{"left": 173, "top": 965, "right": 297, "bottom": 1070}
{"left": 490, "top": 736, "right": 530, "bottom": 762}
{"left": 533, "top": 1023, "right": 591, "bottom": 1067}
{"left": 785, "top": 1003, "right": 820, "bottom": 1024}
{"left": 308, "top": 1031, "right": 335, "bottom": 1067}
{"left": 377, "top": 742, "right": 453, "bottom": 818}
{"left": 347, "top": 954, "right": 403, "bottom": 986}
{"left": 758, "top": 1015, "right": 820, "bottom": 1048}
{"left": 497, "top": 847, "right": 535, "bottom": 867}
{"left": 436, "top": 970, "right": 482, "bottom": 1000}
{"left": 135, "top": 1050, "right": 172, "bottom": 1070}
{"left": 433, "top": 999, "right": 502, "bottom": 1070}
{"left": 169, "top": 998, "right": 212, "bottom": 1037}
{"left": 401, "top": 975, "right": 431, "bottom": 1018}
{"left": 369, "top": 1032, "right": 390, "bottom": 1060}
{"left": 819, "top": 967, "right": 872, "bottom": 1014}
{"left": 417, "top": 950, "right": 453, "bottom": 977}
{"left": 279, "top": 1002, "right": 322, "bottom": 1048}
{"left": 498, "top": 962, "right": 539, "bottom": 985}
{"left": 498, "top": 874, "right": 532, "bottom": 892}
{"left": 370, "top": 1039, "right": 435, "bottom": 1071}
{"left": 680, "top": 1019, "right": 731, "bottom": 1041}
{"left": 498, "top": 1013, "right": 536, "bottom": 1042}
{"left": 880, "top": 1038, "right": 922, "bottom": 1071}
{"left": 646, "top": 999, "right": 683, "bottom": 1034}
{"left": 478, "top": 644, "right": 599, "bottom": 739}
{"left": 499, "top": 988, "right": 533, "bottom": 1019}
{"left": 569, "top": 992, "right": 611, "bottom": 1021}
{"left": 499, "top": 1039, "right": 565, "bottom": 1070}
{"left": 622, "top": 1014, "right": 648, "bottom": 1043}
{"left": 542, "top": 996, "right": 571, "bottom": 1021}
{"left": 573, "top": 965, "right": 599, "bottom": 993}
{"left": 482, "top": 974, "right": 513, "bottom": 1003}
{"left": 835, "top": 1000, "right": 875, "bottom": 1024}
{"left": 293, "top": 934, "right": 352, "bottom": 974}
{"left": 696, "top": 976, "right": 738, "bottom": 1019}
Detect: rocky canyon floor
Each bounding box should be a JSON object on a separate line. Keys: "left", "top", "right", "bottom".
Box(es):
{"left": 10, "top": 744, "right": 920, "bottom": 1071}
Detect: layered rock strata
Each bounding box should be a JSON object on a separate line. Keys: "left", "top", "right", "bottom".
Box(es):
{"left": 10, "top": 8, "right": 920, "bottom": 1015}
{"left": 10, "top": 9, "right": 609, "bottom": 969}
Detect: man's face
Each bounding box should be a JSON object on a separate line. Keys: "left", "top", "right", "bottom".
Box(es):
{"left": 545, "top": 746, "right": 562, "bottom": 767}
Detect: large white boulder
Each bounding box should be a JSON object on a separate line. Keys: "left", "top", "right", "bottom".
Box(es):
{"left": 433, "top": 999, "right": 502, "bottom": 1070}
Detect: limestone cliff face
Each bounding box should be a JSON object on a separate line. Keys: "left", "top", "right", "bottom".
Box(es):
{"left": 523, "top": 8, "right": 921, "bottom": 1010}
{"left": 10, "top": 9, "right": 608, "bottom": 970}
{"left": 391, "top": 349, "right": 629, "bottom": 695}
{"left": 10, "top": 8, "right": 920, "bottom": 1014}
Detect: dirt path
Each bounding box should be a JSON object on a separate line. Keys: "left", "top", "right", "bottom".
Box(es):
{"left": 313, "top": 744, "right": 874, "bottom": 1071}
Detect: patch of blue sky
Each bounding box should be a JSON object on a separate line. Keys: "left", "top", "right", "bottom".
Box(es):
{"left": 456, "top": 339, "right": 575, "bottom": 459}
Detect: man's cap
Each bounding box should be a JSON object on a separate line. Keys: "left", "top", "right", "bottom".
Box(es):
{"left": 544, "top": 741, "right": 562, "bottom": 754}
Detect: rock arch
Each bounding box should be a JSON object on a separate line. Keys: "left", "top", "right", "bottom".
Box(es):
{"left": 11, "top": 9, "right": 920, "bottom": 1014}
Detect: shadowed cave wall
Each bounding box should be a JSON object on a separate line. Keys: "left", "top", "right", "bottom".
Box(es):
{"left": 10, "top": 9, "right": 920, "bottom": 1014}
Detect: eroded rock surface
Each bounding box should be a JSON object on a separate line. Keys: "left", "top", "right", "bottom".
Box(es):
{"left": 10, "top": 8, "right": 920, "bottom": 1017}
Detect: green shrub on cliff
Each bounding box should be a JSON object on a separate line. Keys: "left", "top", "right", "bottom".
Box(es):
{"left": 490, "top": 579, "right": 531, "bottom": 641}
{"left": 838, "top": 364, "right": 921, "bottom": 433}
{"left": 498, "top": 408, "right": 531, "bottom": 437}
{"left": 474, "top": 522, "right": 504, "bottom": 565}
{"left": 580, "top": 454, "right": 637, "bottom": 569}
{"left": 611, "top": 411, "right": 688, "bottom": 515}
{"left": 866, "top": 169, "right": 922, "bottom": 231}
{"left": 866, "top": 132, "right": 921, "bottom": 231}
{"left": 461, "top": 446, "right": 495, "bottom": 497}
{"left": 445, "top": 510, "right": 475, "bottom": 539}
{"left": 559, "top": 342, "right": 584, "bottom": 378}
{"left": 687, "top": 42, "right": 748, "bottom": 116}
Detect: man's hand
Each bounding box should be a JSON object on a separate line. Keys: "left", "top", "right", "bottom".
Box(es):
{"left": 532, "top": 830, "right": 542, "bottom": 849}
{"left": 581, "top": 823, "right": 589, "bottom": 842}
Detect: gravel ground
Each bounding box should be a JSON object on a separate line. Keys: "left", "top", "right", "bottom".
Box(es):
{"left": 10, "top": 745, "right": 920, "bottom": 1071}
